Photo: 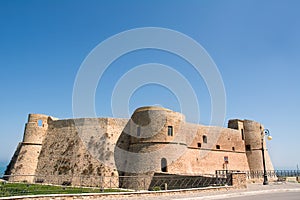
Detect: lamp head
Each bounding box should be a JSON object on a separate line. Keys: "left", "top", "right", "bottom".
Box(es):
{"left": 267, "top": 135, "right": 272, "bottom": 141}
{"left": 263, "top": 129, "right": 270, "bottom": 135}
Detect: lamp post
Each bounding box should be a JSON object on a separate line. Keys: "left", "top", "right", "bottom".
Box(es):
{"left": 261, "top": 128, "right": 272, "bottom": 185}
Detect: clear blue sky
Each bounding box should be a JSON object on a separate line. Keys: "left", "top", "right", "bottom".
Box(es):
{"left": 0, "top": 0, "right": 299, "bottom": 170}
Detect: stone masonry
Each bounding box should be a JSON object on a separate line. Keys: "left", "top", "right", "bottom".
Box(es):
{"left": 5, "top": 106, "right": 274, "bottom": 189}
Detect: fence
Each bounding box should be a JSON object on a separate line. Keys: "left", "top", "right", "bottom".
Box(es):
{"left": 0, "top": 173, "right": 232, "bottom": 196}
{"left": 0, "top": 180, "right": 109, "bottom": 197}
{"left": 216, "top": 170, "right": 300, "bottom": 180}
{"left": 2, "top": 170, "right": 298, "bottom": 197}
{"left": 147, "top": 173, "right": 231, "bottom": 190}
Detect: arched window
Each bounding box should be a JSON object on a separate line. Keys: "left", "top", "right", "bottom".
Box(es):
{"left": 161, "top": 158, "right": 168, "bottom": 172}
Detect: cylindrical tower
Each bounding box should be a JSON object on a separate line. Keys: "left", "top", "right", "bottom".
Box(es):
{"left": 23, "top": 114, "right": 49, "bottom": 144}
{"left": 6, "top": 114, "right": 50, "bottom": 183}
{"left": 115, "top": 106, "right": 187, "bottom": 189}
{"left": 243, "top": 120, "right": 274, "bottom": 171}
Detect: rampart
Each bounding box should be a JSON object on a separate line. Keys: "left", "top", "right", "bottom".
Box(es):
{"left": 5, "top": 106, "right": 274, "bottom": 188}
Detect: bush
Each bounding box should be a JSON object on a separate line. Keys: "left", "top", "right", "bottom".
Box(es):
{"left": 152, "top": 186, "right": 161, "bottom": 191}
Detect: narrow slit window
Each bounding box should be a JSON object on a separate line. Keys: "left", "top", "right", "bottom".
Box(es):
{"left": 241, "top": 129, "right": 245, "bottom": 140}
{"left": 168, "top": 126, "right": 173, "bottom": 136}
{"left": 137, "top": 127, "right": 141, "bottom": 137}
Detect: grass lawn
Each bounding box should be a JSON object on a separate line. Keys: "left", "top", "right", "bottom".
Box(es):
{"left": 0, "top": 182, "right": 127, "bottom": 197}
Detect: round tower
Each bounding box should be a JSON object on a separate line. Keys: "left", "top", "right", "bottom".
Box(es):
{"left": 116, "top": 106, "right": 187, "bottom": 189}
{"left": 23, "top": 114, "right": 49, "bottom": 144}
{"left": 243, "top": 120, "right": 274, "bottom": 171}
{"left": 6, "top": 114, "right": 50, "bottom": 183}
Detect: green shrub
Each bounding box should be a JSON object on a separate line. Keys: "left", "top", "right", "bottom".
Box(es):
{"left": 152, "top": 186, "right": 161, "bottom": 191}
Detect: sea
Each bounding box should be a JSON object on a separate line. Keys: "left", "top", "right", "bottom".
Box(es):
{"left": 0, "top": 165, "right": 6, "bottom": 176}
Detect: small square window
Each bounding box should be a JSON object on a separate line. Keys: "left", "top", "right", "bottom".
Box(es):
{"left": 168, "top": 126, "right": 173, "bottom": 136}
{"left": 232, "top": 147, "right": 235, "bottom": 151}
{"left": 224, "top": 156, "right": 229, "bottom": 164}
{"left": 246, "top": 145, "right": 251, "bottom": 151}
{"left": 197, "top": 143, "right": 201, "bottom": 148}
{"left": 216, "top": 145, "right": 220, "bottom": 149}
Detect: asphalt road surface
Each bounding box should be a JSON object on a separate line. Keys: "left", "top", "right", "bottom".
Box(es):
{"left": 98, "top": 183, "right": 300, "bottom": 200}
{"left": 228, "top": 191, "right": 300, "bottom": 200}
{"left": 98, "top": 190, "right": 300, "bottom": 200}
{"left": 171, "top": 190, "right": 300, "bottom": 200}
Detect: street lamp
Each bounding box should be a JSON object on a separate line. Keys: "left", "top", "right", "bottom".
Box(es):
{"left": 261, "top": 128, "right": 272, "bottom": 185}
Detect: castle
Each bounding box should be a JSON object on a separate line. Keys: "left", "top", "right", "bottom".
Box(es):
{"left": 5, "top": 106, "right": 274, "bottom": 188}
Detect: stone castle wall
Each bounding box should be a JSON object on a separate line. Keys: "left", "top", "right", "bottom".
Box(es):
{"left": 5, "top": 106, "right": 275, "bottom": 188}
{"left": 34, "top": 117, "right": 127, "bottom": 186}
{"left": 179, "top": 125, "right": 250, "bottom": 175}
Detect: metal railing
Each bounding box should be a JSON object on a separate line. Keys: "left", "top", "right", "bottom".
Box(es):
{"left": 216, "top": 170, "right": 300, "bottom": 179}
{"left": 147, "top": 174, "right": 231, "bottom": 190}
{"left": 274, "top": 170, "right": 300, "bottom": 177}
{"left": 2, "top": 170, "right": 298, "bottom": 197}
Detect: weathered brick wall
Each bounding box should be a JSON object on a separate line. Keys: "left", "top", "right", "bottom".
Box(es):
{"left": 119, "top": 107, "right": 251, "bottom": 189}
{"left": 5, "top": 106, "right": 275, "bottom": 188}
{"left": 183, "top": 124, "right": 249, "bottom": 174}
{"left": 34, "top": 117, "right": 127, "bottom": 187}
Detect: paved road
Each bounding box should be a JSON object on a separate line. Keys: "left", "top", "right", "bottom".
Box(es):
{"left": 228, "top": 191, "right": 300, "bottom": 200}
{"left": 102, "top": 190, "right": 300, "bottom": 200}
{"left": 172, "top": 190, "right": 300, "bottom": 200}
